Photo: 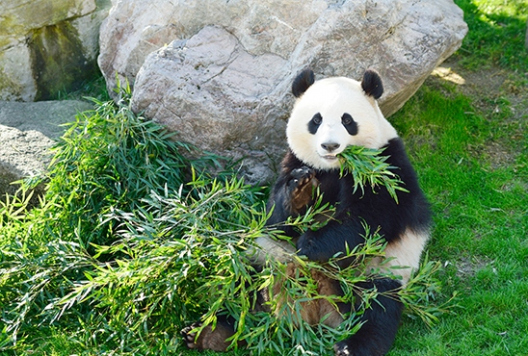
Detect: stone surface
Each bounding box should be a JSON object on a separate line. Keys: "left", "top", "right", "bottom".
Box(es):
{"left": 0, "top": 126, "right": 55, "bottom": 198}
{"left": 0, "top": 0, "right": 111, "bottom": 101}
{"left": 131, "top": 26, "right": 291, "bottom": 182}
{"left": 0, "top": 100, "right": 93, "bottom": 198}
{"left": 100, "top": 0, "right": 467, "bottom": 183}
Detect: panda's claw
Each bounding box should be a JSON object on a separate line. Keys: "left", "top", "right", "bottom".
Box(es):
{"left": 288, "top": 166, "right": 316, "bottom": 191}
{"left": 334, "top": 343, "right": 351, "bottom": 356}
{"left": 181, "top": 322, "right": 202, "bottom": 349}
{"left": 291, "top": 166, "right": 314, "bottom": 180}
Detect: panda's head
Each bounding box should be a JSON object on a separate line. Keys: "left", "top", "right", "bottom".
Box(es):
{"left": 286, "top": 69, "right": 398, "bottom": 170}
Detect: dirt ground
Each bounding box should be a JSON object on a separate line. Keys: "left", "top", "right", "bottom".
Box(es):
{"left": 434, "top": 58, "right": 527, "bottom": 115}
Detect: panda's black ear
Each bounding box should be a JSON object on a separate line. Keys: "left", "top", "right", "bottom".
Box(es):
{"left": 361, "top": 69, "right": 383, "bottom": 99}
{"left": 292, "top": 68, "right": 315, "bottom": 98}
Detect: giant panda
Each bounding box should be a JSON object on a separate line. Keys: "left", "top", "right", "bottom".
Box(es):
{"left": 264, "top": 68, "right": 431, "bottom": 355}
{"left": 181, "top": 69, "right": 431, "bottom": 356}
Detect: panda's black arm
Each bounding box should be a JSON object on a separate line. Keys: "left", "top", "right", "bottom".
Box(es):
{"left": 295, "top": 218, "right": 366, "bottom": 262}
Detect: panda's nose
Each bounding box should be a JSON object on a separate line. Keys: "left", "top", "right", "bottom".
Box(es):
{"left": 321, "top": 142, "right": 340, "bottom": 152}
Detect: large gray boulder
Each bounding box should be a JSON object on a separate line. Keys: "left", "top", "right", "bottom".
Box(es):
{"left": 0, "top": 0, "right": 111, "bottom": 101}
{"left": 99, "top": 0, "right": 467, "bottom": 182}
{"left": 131, "top": 26, "right": 291, "bottom": 182}
{"left": 0, "top": 100, "right": 92, "bottom": 199}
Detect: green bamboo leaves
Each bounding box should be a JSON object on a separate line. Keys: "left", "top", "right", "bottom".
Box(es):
{"left": 338, "top": 145, "right": 409, "bottom": 203}
{"left": 0, "top": 87, "right": 449, "bottom": 355}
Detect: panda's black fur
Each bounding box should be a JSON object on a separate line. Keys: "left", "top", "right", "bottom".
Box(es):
{"left": 268, "top": 138, "right": 429, "bottom": 253}
{"left": 181, "top": 69, "right": 431, "bottom": 356}
{"left": 265, "top": 140, "right": 430, "bottom": 355}
{"left": 267, "top": 138, "right": 430, "bottom": 264}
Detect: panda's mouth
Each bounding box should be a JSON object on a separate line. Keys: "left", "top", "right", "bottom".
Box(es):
{"left": 320, "top": 154, "right": 338, "bottom": 161}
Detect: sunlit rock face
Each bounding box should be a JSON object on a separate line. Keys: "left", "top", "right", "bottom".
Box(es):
{"left": 99, "top": 0, "right": 467, "bottom": 183}
{"left": 0, "top": 0, "right": 111, "bottom": 101}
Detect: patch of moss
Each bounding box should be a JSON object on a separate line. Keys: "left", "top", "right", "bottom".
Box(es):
{"left": 28, "top": 21, "right": 99, "bottom": 100}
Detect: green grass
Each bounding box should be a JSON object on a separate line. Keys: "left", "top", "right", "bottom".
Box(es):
{"left": 2, "top": 0, "right": 528, "bottom": 355}
{"left": 453, "top": 0, "right": 528, "bottom": 71}
{"left": 389, "top": 80, "right": 528, "bottom": 356}
{"left": 387, "top": 1, "right": 528, "bottom": 354}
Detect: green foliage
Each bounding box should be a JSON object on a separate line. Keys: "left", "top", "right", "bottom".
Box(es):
{"left": 0, "top": 86, "right": 443, "bottom": 355}
{"left": 57, "top": 74, "right": 111, "bottom": 102}
{"left": 398, "top": 255, "right": 458, "bottom": 327}
{"left": 338, "top": 145, "right": 409, "bottom": 203}
{"left": 0, "top": 83, "right": 200, "bottom": 350}
{"left": 42, "top": 84, "right": 195, "bottom": 247}
{"left": 454, "top": 0, "right": 528, "bottom": 71}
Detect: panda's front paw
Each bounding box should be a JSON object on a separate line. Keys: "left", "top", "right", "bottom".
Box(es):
{"left": 288, "top": 166, "right": 315, "bottom": 190}
{"left": 180, "top": 322, "right": 203, "bottom": 350}
{"left": 334, "top": 342, "right": 351, "bottom": 356}
{"left": 297, "top": 232, "right": 336, "bottom": 262}
{"left": 287, "top": 166, "right": 317, "bottom": 212}
{"left": 180, "top": 321, "right": 235, "bottom": 352}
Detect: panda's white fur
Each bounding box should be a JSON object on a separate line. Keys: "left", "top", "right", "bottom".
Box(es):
{"left": 377, "top": 228, "right": 429, "bottom": 284}
{"left": 287, "top": 77, "right": 397, "bottom": 170}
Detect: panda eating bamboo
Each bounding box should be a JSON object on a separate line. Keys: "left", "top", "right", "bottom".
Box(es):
{"left": 182, "top": 68, "right": 431, "bottom": 356}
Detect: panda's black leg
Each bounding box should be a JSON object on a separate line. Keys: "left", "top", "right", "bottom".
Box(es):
{"left": 287, "top": 166, "right": 317, "bottom": 213}
{"left": 334, "top": 278, "right": 403, "bottom": 356}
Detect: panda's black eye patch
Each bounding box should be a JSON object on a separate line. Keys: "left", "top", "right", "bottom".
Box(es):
{"left": 342, "top": 113, "right": 358, "bottom": 135}
{"left": 308, "top": 113, "right": 322, "bottom": 135}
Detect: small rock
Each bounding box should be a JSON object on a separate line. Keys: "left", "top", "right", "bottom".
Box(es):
{"left": 0, "top": 100, "right": 92, "bottom": 199}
